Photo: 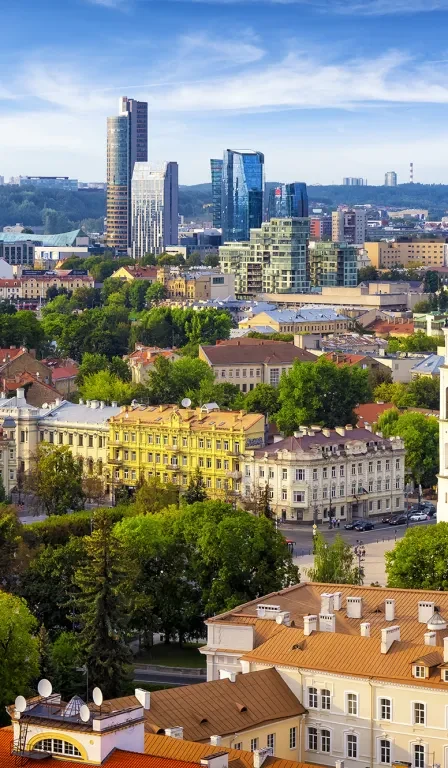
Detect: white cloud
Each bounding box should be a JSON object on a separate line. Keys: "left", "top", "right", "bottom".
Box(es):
{"left": 178, "top": 33, "right": 265, "bottom": 65}
{"left": 139, "top": 0, "right": 448, "bottom": 13}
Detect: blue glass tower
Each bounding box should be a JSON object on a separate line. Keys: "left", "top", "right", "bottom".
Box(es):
{"left": 222, "top": 150, "right": 264, "bottom": 242}
{"left": 210, "top": 159, "right": 223, "bottom": 228}
{"left": 286, "top": 182, "right": 308, "bottom": 218}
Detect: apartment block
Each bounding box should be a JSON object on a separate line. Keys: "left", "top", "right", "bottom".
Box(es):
{"left": 107, "top": 404, "right": 265, "bottom": 499}
{"left": 365, "top": 239, "right": 448, "bottom": 269}
{"left": 309, "top": 242, "right": 358, "bottom": 287}
{"left": 332, "top": 209, "right": 366, "bottom": 245}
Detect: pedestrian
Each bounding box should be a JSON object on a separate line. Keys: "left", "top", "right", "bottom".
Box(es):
{"left": 337, "top": 519, "right": 340, "bottom": 528}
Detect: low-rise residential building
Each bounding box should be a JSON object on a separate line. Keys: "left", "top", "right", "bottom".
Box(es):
{"left": 410, "top": 354, "right": 444, "bottom": 378}
{"left": 125, "top": 345, "right": 180, "bottom": 385}
{"left": 199, "top": 339, "right": 315, "bottom": 391}
{"left": 244, "top": 425, "right": 405, "bottom": 522}
{"left": 157, "top": 266, "right": 235, "bottom": 301}
{"left": 239, "top": 309, "right": 352, "bottom": 335}
{"left": 309, "top": 242, "right": 358, "bottom": 287}
{"left": 0, "top": 279, "right": 21, "bottom": 300}
{"left": 111, "top": 265, "right": 158, "bottom": 282}
{"left": 322, "top": 352, "right": 391, "bottom": 380}
{"left": 365, "top": 239, "right": 448, "bottom": 269}
{"left": 262, "top": 283, "right": 428, "bottom": 312}
{"left": 20, "top": 270, "right": 94, "bottom": 301}
{"left": 107, "top": 404, "right": 266, "bottom": 498}
{"left": 42, "top": 359, "right": 79, "bottom": 397}
{"left": 294, "top": 332, "right": 387, "bottom": 356}
{"left": 204, "top": 582, "right": 448, "bottom": 768}
{"left": 0, "top": 240, "right": 35, "bottom": 267}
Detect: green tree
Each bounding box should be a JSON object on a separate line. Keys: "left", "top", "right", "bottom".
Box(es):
{"left": 74, "top": 509, "right": 133, "bottom": 698}
{"left": 141, "top": 253, "right": 157, "bottom": 266}
{"left": 243, "top": 383, "right": 280, "bottom": 417}
{"left": 183, "top": 467, "right": 207, "bottom": 504}
{"left": 71, "top": 286, "right": 101, "bottom": 309}
{"left": 357, "top": 266, "right": 378, "bottom": 283}
{"left": 242, "top": 483, "right": 273, "bottom": 518}
{"left": 0, "top": 504, "right": 23, "bottom": 590}
{"left": 276, "top": 357, "right": 370, "bottom": 433}
{"left": 377, "top": 410, "right": 439, "bottom": 492}
{"left": 51, "top": 631, "right": 84, "bottom": 699}
{"left": 108, "top": 356, "right": 131, "bottom": 382}
{"left": 128, "top": 279, "right": 149, "bottom": 311}
{"left": 373, "top": 381, "right": 415, "bottom": 408}
{"left": 413, "top": 300, "right": 432, "bottom": 313}
{"left": 77, "top": 352, "right": 109, "bottom": 384}
{"left": 424, "top": 270, "right": 440, "bottom": 294}
{"left": 133, "top": 477, "right": 179, "bottom": 515}
{"left": 145, "top": 282, "right": 167, "bottom": 305}
{"left": 79, "top": 370, "right": 135, "bottom": 405}
{"left": 186, "top": 252, "right": 202, "bottom": 267}
{"left": 29, "top": 444, "right": 85, "bottom": 516}
{"left": 147, "top": 356, "right": 214, "bottom": 405}
{"left": 407, "top": 376, "right": 440, "bottom": 410}
{"left": 204, "top": 254, "right": 220, "bottom": 268}
{"left": 386, "top": 523, "right": 448, "bottom": 589}
{"left": 157, "top": 252, "right": 185, "bottom": 266}
{"left": 0, "top": 592, "right": 39, "bottom": 719}
{"left": 307, "top": 532, "right": 362, "bottom": 584}
{"left": 37, "top": 624, "right": 54, "bottom": 679}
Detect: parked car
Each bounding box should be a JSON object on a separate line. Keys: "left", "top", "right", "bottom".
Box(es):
{"left": 344, "top": 520, "right": 361, "bottom": 530}
{"left": 381, "top": 515, "right": 394, "bottom": 524}
{"left": 389, "top": 514, "right": 408, "bottom": 525}
{"left": 409, "top": 512, "right": 429, "bottom": 522}
{"left": 353, "top": 520, "right": 375, "bottom": 531}
{"left": 421, "top": 502, "right": 436, "bottom": 517}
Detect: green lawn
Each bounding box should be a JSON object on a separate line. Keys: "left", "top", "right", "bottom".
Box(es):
{"left": 134, "top": 642, "right": 206, "bottom": 668}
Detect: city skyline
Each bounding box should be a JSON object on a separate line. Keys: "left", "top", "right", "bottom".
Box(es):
{"left": 4, "top": 1, "right": 448, "bottom": 185}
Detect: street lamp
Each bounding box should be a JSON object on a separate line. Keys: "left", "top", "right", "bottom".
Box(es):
{"left": 353, "top": 539, "right": 366, "bottom": 585}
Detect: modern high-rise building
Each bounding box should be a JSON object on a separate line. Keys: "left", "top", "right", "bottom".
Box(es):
{"left": 342, "top": 177, "right": 366, "bottom": 186}
{"left": 210, "top": 159, "right": 223, "bottom": 228}
{"left": 309, "top": 216, "right": 332, "bottom": 241}
{"left": 332, "top": 209, "right": 367, "bottom": 245}
{"left": 267, "top": 182, "right": 308, "bottom": 220}
{"left": 221, "top": 150, "right": 264, "bottom": 242}
{"left": 385, "top": 171, "right": 398, "bottom": 187}
{"left": 106, "top": 97, "right": 148, "bottom": 252}
{"left": 131, "top": 162, "right": 178, "bottom": 258}
{"left": 309, "top": 242, "right": 358, "bottom": 287}
{"left": 219, "top": 217, "right": 309, "bottom": 297}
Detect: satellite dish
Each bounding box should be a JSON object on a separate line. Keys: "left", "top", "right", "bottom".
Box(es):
{"left": 92, "top": 687, "right": 103, "bottom": 707}
{"left": 15, "top": 696, "right": 27, "bottom": 713}
{"left": 38, "top": 679, "right": 52, "bottom": 698}
{"left": 181, "top": 398, "right": 192, "bottom": 408}
{"left": 79, "top": 705, "right": 91, "bottom": 723}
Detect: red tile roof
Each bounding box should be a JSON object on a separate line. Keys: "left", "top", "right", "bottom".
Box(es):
{"left": 0, "top": 347, "right": 25, "bottom": 363}
{"left": 368, "top": 319, "right": 415, "bottom": 336}
{"left": 355, "top": 402, "right": 395, "bottom": 426}
{"left": 201, "top": 341, "right": 315, "bottom": 365}
{"left": 323, "top": 353, "right": 367, "bottom": 366}
{"left": 48, "top": 365, "right": 79, "bottom": 380}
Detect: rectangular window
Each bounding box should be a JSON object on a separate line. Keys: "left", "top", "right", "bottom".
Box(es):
{"left": 321, "top": 730, "right": 331, "bottom": 754}
{"left": 396, "top": 477, "right": 400, "bottom": 489}
{"left": 148, "top": 434, "right": 153, "bottom": 444}
{"left": 234, "top": 743, "right": 242, "bottom": 751}
{"left": 323, "top": 467, "right": 328, "bottom": 479}
{"left": 414, "top": 666, "right": 426, "bottom": 679}
{"left": 59, "top": 433, "right": 63, "bottom": 445}
{"left": 267, "top": 734, "right": 275, "bottom": 750}
{"left": 321, "top": 689, "right": 331, "bottom": 710}
{"left": 351, "top": 464, "right": 356, "bottom": 476}
{"left": 414, "top": 745, "right": 424, "bottom": 768}
{"left": 313, "top": 468, "right": 318, "bottom": 481}
{"left": 282, "top": 489, "right": 287, "bottom": 501}
{"left": 307, "top": 728, "right": 317, "bottom": 751}
{"left": 216, "top": 459, "right": 222, "bottom": 469}
{"left": 379, "top": 698, "right": 391, "bottom": 721}
{"left": 369, "top": 461, "right": 373, "bottom": 473}
{"left": 183, "top": 437, "right": 188, "bottom": 447}
{"left": 414, "top": 702, "right": 425, "bottom": 724}
{"left": 282, "top": 468, "right": 288, "bottom": 480}
{"left": 289, "top": 727, "right": 297, "bottom": 750}
{"left": 131, "top": 451, "right": 136, "bottom": 461}
{"left": 340, "top": 465, "right": 344, "bottom": 477}
{"left": 199, "top": 439, "right": 204, "bottom": 449}
{"left": 396, "top": 458, "right": 400, "bottom": 470}
{"left": 250, "top": 739, "right": 259, "bottom": 752}
{"left": 380, "top": 740, "right": 391, "bottom": 764}
{"left": 296, "top": 468, "right": 304, "bottom": 481}
{"left": 358, "top": 462, "right": 362, "bottom": 474}
{"left": 49, "top": 432, "right": 54, "bottom": 444}
{"left": 385, "top": 460, "right": 390, "bottom": 471}
{"left": 294, "top": 491, "right": 305, "bottom": 503}
{"left": 88, "top": 435, "right": 93, "bottom": 448}
{"left": 347, "top": 693, "right": 358, "bottom": 715}
{"left": 68, "top": 433, "right": 73, "bottom": 446}
{"left": 308, "top": 687, "right": 318, "bottom": 708}
{"left": 78, "top": 435, "right": 83, "bottom": 447}
{"left": 347, "top": 735, "right": 358, "bottom": 759}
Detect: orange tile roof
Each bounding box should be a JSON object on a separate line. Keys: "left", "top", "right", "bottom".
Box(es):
{"left": 145, "top": 668, "right": 306, "bottom": 741}
{"left": 323, "top": 352, "right": 367, "bottom": 366}
{"left": 145, "top": 734, "right": 324, "bottom": 768}
{"left": 369, "top": 319, "right": 415, "bottom": 336}
{"left": 208, "top": 582, "right": 448, "bottom": 644}
{"left": 0, "top": 347, "right": 25, "bottom": 363}
{"left": 109, "top": 405, "right": 264, "bottom": 433}
{"left": 355, "top": 402, "right": 395, "bottom": 426}
{"left": 240, "top": 628, "right": 448, "bottom": 690}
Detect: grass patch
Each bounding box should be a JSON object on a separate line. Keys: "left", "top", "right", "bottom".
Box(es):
{"left": 134, "top": 642, "right": 206, "bottom": 668}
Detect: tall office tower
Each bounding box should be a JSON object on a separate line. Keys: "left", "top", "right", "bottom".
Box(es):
{"left": 385, "top": 171, "right": 397, "bottom": 187}
{"left": 309, "top": 242, "right": 358, "bottom": 287}
{"left": 268, "top": 182, "right": 308, "bottom": 220}
{"left": 332, "top": 209, "right": 366, "bottom": 245}
{"left": 210, "top": 159, "right": 223, "bottom": 228}
{"left": 221, "top": 149, "right": 264, "bottom": 242}
{"left": 131, "top": 162, "right": 178, "bottom": 259}
{"left": 106, "top": 97, "right": 148, "bottom": 252}
{"left": 342, "top": 177, "right": 365, "bottom": 186}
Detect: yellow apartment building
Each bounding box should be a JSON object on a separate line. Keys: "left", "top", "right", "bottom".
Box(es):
{"left": 107, "top": 404, "right": 265, "bottom": 497}
{"left": 365, "top": 240, "right": 448, "bottom": 269}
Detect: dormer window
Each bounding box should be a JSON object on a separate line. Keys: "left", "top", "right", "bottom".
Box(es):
{"left": 442, "top": 669, "right": 448, "bottom": 683}
{"left": 413, "top": 665, "right": 427, "bottom": 679}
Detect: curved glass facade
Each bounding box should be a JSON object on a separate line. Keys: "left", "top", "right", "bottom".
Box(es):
{"left": 267, "top": 182, "right": 308, "bottom": 220}
{"left": 222, "top": 150, "right": 264, "bottom": 242}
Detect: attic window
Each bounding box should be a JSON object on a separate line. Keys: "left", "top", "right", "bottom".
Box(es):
{"left": 200, "top": 717, "right": 209, "bottom": 724}
{"left": 371, "top": 606, "right": 383, "bottom": 614}
{"left": 236, "top": 703, "right": 247, "bottom": 712}
{"left": 292, "top": 643, "right": 303, "bottom": 650}
{"left": 413, "top": 665, "right": 427, "bottom": 679}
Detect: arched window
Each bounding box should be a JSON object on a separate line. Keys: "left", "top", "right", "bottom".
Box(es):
{"left": 34, "top": 739, "right": 82, "bottom": 757}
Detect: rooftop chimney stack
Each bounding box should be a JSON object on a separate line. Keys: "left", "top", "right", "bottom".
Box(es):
{"left": 424, "top": 631, "right": 436, "bottom": 646}
{"left": 381, "top": 625, "right": 400, "bottom": 654}
{"left": 346, "top": 597, "right": 363, "bottom": 619}
{"left": 201, "top": 754, "right": 229, "bottom": 768}
{"left": 135, "top": 688, "right": 150, "bottom": 709}
{"left": 418, "top": 601, "right": 435, "bottom": 624}
{"left": 360, "top": 622, "right": 370, "bottom": 637}
{"left": 253, "top": 748, "right": 274, "bottom": 768}
{"left": 319, "top": 613, "right": 336, "bottom": 633}
{"left": 303, "top": 615, "right": 318, "bottom": 636}
{"left": 385, "top": 599, "right": 395, "bottom": 622}
{"left": 333, "top": 592, "right": 342, "bottom": 611}
{"left": 321, "top": 593, "right": 334, "bottom": 613}
{"left": 165, "top": 727, "right": 184, "bottom": 740}
{"left": 210, "top": 736, "right": 222, "bottom": 746}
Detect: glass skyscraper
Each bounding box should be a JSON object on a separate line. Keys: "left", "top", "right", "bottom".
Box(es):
{"left": 267, "top": 182, "right": 308, "bottom": 220}
{"left": 221, "top": 150, "right": 264, "bottom": 242}
{"left": 106, "top": 97, "right": 148, "bottom": 252}
{"left": 131, "top": 162, "right": 179, "bottom": 258}
{"left": 210, "top": 159, "right": 223, "bottom": 228}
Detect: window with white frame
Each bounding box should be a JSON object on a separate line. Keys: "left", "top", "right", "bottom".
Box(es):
{"left": 313, "top": 468, "right": 318, "bottom": 481}
{"left": 413, "top": 702, "right": 425, "bottom": 724}
{"left": 282, "top": 490, "right": 288, "bottom": 501}
{"left": 380, "top": 739, "right": 391, "bottom": 764}
{"left": 379, "top": 697, "right": 391, "bottom": 720}
{"left": 347, "top": 693, "right": 358, "bottom": 715}
{"left": 321, "top": 689, "right": 331, "bottom": 710}
{"left": 413, "top": 745, "right": 425, "bottom": 768}
{"left": 308, "top": 687, "right": 318, "bottom": 708}
{"left": 267, "top": 734, "right": 275, "bottom": 750}
{"left": 414, "top": 666, "right": 426, "bottom": 679}
{"left": 250, "top": 738, "right": 259, "bottom": 751}
{"left": 346, "top": 734, "right": 358, "bottom": 759}
{"left": 296, "top": 468, "right": 304, "bottom": 481}
{"left": 289, "top": 727, "right": 297, "bottom": 750}
{"left": 294, "top": 491, "right": 305, "bottom": 503}
{"left": 282, "top": 468, "right": 288, "bottom": 480}
{"left": 340, "top": 484, "right": 345, "bottom": 496}
{"left": 307, "top": 727, "right": 317, "bottom": 751}
{"left": 234, "top": 743, "right": 242, "bottom": 751}
{"left": 321, "top": 730, "right": 331, "bottom": 754}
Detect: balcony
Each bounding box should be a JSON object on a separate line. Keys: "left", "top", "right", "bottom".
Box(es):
{"left": 226, "top": 470, "right": 242, "bottom": 480}
{"left": 109, "top": 457, "right": 122, "bottom": 465}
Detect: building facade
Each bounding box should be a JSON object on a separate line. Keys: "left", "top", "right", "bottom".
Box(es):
{"left": 309, "top": 242, "right": 358, "bottom": 287}
{"left": 365, "top": 240, "right": 448, "bottom": 269}
{"left": 239, "top": 308, "right": 351, "bottom": 334}
{"left": 244, "top": 426, "right": 405, "bottom": 522}
{"left": 107, "top": 404, "right": 265, "bottom": 498}
{"left": 437, "top": 325, "right": 448, "bottom": 522}
{"left": 221, "top": 150, "right": 264, "bottom": 242}
{"left": 210, "top": 159, "right": 223, "bottom": 228}
{"left": 18, "top": 176, "right": 78, "bottom": 191}
{"left": 267, "top": 183, "right": 308, "bottom": 220}
{"left": 342, "top": 177, "right": 366, "bottom": 185}
{"left": 219, "top": 218, "right": 310, "bottom": 298}
{"left": 0, "top": 241, "right": 34, "bottom": 267}
{"left": 131, "top": 162, "right": 179, "bottom": 258}
{"left": 332, "top": 210, "right": 367, "bottom": 245}
{"left": 384, "top": 171, "right": 397, "bottom": 187}
{"left": 106, "top": 96, "right": 148, "bottom": 251}
{"left": 156, "top": 266, "right": 234, "bottom": 301}
{"left": 309, "top": 217, "right": 332, "bottom": 241}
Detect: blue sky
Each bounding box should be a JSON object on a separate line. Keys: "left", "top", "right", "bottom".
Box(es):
{"left": 3, "top": 0, "right": 448, "bottom": 185}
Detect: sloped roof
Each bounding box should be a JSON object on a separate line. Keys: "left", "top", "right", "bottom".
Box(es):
{"left": 0, "top": 230, "right": 85, "bottom": 246}
{"left": 254, "top": 428, "right": 390, "bottom": 456}
{"left": 201, "top": 342, "right": 315, "bottom": 366}
{"left": 145, "top": 668, "right": 306, "bottom": 742}
{"left": 355, "top": 402, "right": 395, "bottom": 426}
{"left": 411, "top": 354, "right": 444, "bottom": 376}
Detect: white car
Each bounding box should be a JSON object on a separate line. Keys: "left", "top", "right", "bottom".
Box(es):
{"left": 409, "top": 512, "right": 428, "bottom": 522}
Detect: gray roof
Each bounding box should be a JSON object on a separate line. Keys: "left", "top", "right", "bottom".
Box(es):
{"left": 39, "top": 401, "right": 122, "bottom": 426}
{"left": 0, "top": 229, "right": 85, "bottom": 246}
{"left": 256, "top": 428, "right": 391, "bottom": 456}
{"left": 410, "top": 354, "right": 444, "bottom": 377}
{"left": 259, "top": 308, "right": 349, "bottom": 322}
